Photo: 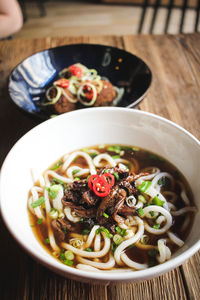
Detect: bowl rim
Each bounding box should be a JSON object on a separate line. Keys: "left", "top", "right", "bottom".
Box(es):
{"left": 0, "top": 107, "right": 200, "bottom": 282}
{"left": 8, "top": 43, "right": 152, "bottom": 120}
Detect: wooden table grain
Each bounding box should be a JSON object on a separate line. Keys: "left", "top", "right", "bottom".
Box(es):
{"left": 0, "top": 33, "right": 200, "bottom": 300}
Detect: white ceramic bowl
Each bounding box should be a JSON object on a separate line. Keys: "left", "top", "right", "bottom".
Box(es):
{"left": 0, "top": 107, "right": 200, "bottom": 284}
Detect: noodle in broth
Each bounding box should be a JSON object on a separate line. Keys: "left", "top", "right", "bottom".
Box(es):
{"left": 28, "top": 145, "right": 196, "bottom": 272}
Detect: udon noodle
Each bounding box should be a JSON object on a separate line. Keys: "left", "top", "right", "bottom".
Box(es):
{"left": 28, "top": 145, "right": 196, "bottom": 272}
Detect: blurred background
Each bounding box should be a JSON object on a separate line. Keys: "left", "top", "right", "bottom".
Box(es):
{"left": 16, "top": 0, "right": 200, "bottom": 38}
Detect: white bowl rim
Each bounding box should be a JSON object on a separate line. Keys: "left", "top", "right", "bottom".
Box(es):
{"left": 0, "top": 107, "right": 200, "bottom": 282}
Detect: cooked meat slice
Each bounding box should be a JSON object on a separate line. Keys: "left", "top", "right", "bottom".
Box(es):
{"left": 119, "top": 175, "right": 137, "bottom": 196}
{"left": 63, "top": 201, "right": 96, "bottom": 218}
{"left": 53, "top": 88, "right": 76, "bottom": 114}
{"left": 62, "top": 180, "right": 88, "bottom": 205}
{"left": 112, "top": 189, "right": 127, "bottom": 223}
{"left": 82, "top": 190, "right": 98, "bottom": 206}
{"left": 51, "top": 218, "right": 74, "bottom": 241}
{"left": 118, "top": 204, "right": 136, "bottom": 216}
{"left": 94, "top": 80, "right": 116, "bottom": 107}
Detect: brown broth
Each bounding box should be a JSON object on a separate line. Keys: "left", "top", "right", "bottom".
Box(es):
{"left": 28, "top": 144, "right": 196, "bottom": 269}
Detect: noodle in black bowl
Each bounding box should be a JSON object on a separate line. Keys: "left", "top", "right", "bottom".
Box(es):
{"left": 8, "top": 44, "right": 152, "bottom": 120}
{"left": 0, "top": 108, "right": 200, "bottom": 284}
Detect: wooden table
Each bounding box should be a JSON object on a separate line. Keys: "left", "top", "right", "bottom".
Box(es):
{"left": 0, "top": 33, "right": 200, "bottom": 300}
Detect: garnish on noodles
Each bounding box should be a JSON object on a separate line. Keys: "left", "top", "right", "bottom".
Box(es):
{"left": 28, "top": 145, "right": 197, "bottom": 271}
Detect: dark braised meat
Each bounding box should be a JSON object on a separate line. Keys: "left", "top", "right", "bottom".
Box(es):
{"left": 61, "top": 165, "right": 139, "bottom": 229}
{"left": 94, "top": 80, "right": 116, "bottom": 107}
{"left": 51, "top": 218, "right": 76, "bottom": 241}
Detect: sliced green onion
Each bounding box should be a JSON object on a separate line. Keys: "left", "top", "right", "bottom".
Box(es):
{"left": 86, "top": 248, "right": 92, "bottom": 252}
{"left": 96, "top": 227, "right": 113, "bottom": 238}
{"left": 43, "top": 86, "right": 62, "bottom": 105}
{"left": 82, "top": 229, "right": 90, "bottom": 235}
{"left": 103, "top": 212, "right": 109, "bottom": 218}
{"left": 112, "top": 155, "right": 120, "bottom": 159}
{"left": 115, "top": 226, "right": 126, "bottom": 236}
{"left": 60, "top": 252, "right": 65, "bottom": 261}
{"left": 45, "top": 238, "right": 50, "bottom": 244}
{"left": 113, "top": 234, "right": 123, "bottom": 245}
{"left": 103, "top": 169, "right": 109, "bottom": 173}
{"left": 107, "top": 145, "right": 121, "bottom": 153}
{"left": 113, "top": 172, "right": 119, "bottom": 181}
{"left": 82, "top": 148, "right": 89, "bottom": 153}
{"left": 129, "top": 244, "right": 135, "bottom": 249}
{"left": 72, "top": 169, "right": 80, "bottom": 176}
{"left": 31, "top": 196, "right": 45, "bottom": 208}
{"left": 149, "top": 211, "right": 155, "bottom": 217}
{"left": 86, "top": 175, "right": 91, "bottom": 182}
{"left": 132, "top": 147, "right": 140, "bottom": 151}
{"left": 51, "top": 178, "right": 64, "bottom": 185}
{"left": 49, "top": 208, "right": 59, "bottom": 219}
{"left": 137, "top": 207, "right": 144, "bottom": 217}
{"left": 138, "top": 195, "right": 146, "bottom": 203}
{"left": 137, "top": 181, "right": 152, "bottom": 193}
{"left": 89, "top": 152, "right": 97, "bottom": 158}
{"left": 51, "top": 161, "right": 63, "bottom": 171}
{"left": 152, "top": 195, "right": 165, "bottom": 206}
{"left": 63, "top": 259, "right": 74, "bottom": 266}
{"left": 111, "top": 242, "right": 117, "bottom": 253}
{"left": 46, "top": 185, "right": 60, "bottom": 199}
{"left": 64, "top": 250, "right": 74, "bottom": 260}
{"left": 74, "top": 177, "right": 80, "bottom": 181}
{"left": 37, "top": 218, "right": 43, "bottom": 225}
{"left": 153, "top": 224, "right": 160, "bottom": 229}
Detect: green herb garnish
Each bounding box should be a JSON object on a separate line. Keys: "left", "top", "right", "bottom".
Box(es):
{"left": 51, "top": 161, "right": 63, "bottom": 170}
{"left": 112, "top": 155, "right": 120, "bottom": 159}
{"left": 153, "top": 224, "right": 160, "bottom": 229}
{"left": 113, "top": 172, "right": 119, "bottom": 181}
{"left": 152, "top": 195, "right": 165, "bottom": 207}
{"left": 137, "top": 207, "right": 144, "bottom": 217}
{"left": 63, "top": 259, "right": 74, "bottom": 266}
{"left": 45, "top": 238, "right": 50, "bottom": 244}
{"left": 137, "top": 181, "right": 152, "bottom": 193}
{"left": 148, "top": 249, "right": 158, "bottom": 257}
{"left": 72, "top": 169, "right": 80, "bottom": 176}
{"left": 31, "top": 196, "right": 45, "bottom": 208}
{"left": 37, "top": 218, "right": 43, "bottom": 225}
{"left": 96, "top": 227, "right": 113, "bottom": 238}
{"left": 103, "top": 212, "right": 109, "bottom": 218}
{"left": 86, "top": 248, "right": 92, "bottom": 252}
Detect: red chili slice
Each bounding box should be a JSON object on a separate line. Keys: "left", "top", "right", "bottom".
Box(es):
{"left": 69, "top": 65, "right": 83, "bottom": 77}
{"left": 92, "top": 178, "right": 110, "bottom": 197}
{"left": 88, "top": 174, "right": 100, "bottom": 190}
{"left": 54, "top": 78, "right": 70, "bottom": 88}
{"left": 102, "top": 173, "right": 115, "bottom": 187}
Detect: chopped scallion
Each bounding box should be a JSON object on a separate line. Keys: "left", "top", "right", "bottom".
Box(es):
{"left": 86, "top": 248, "right": 92, "bottom": 252}
{"left": 103, "top": 212, "right": 109, "bottom": 218}
{"left": 31, "top": 196, "right": 45, "bottom": 208}
{"left": 72, "top": 169, "right": 80, "bottom": 176}
{"left": 113, "top": 172, "right": 119, "bottom": 181}
{"left": 63, "top": 259, "right": 74, "bottom": 266}
{"left": 153, "top": 224, "right": 160, "bottom": 229}
{"left": 45, "top": 238, "right": 50, "bottom": 244}
{"left": 148, "top": 249, "right": 158, "bottom": 257}
{"left": 138, "top": 195, "right": 146, "bottom": 203}
{"left": 137, "top": 181, "right": 152, "bottom": 193}
{"left": 64, "top": 250, "right": 74, "bottom": 260}
{"left": 51, "top": 161, "right": 63, "bottom": 170}
{"left": 112, "top": 155, "right": 120, "bottom": 159}
{"left": 37, "top": 218, "right": 43, "bottom": 225}
{"left": 113, "top": 234, "right": 123, "bottom": 245}
{"left": 96, "top": 227, "right": 113, "bottom": 238}
{"left": 137, "top": 207, "right": 144, "bottom": 217}
{"left": 152, "top": 195, "right": 165, "bottom": 207}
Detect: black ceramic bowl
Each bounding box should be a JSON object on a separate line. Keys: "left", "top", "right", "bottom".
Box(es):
{"left": 8, "top": 43, "right": 152, "bottom": 120}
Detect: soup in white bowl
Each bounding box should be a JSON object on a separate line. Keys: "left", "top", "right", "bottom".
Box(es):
{"left": 0, "top": 107, "right": 200, "bottom": 284}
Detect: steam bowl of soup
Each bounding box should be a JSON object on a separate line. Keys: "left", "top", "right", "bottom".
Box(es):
{"left": 0, "top": 107, "right": 200, "bottom": 284}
